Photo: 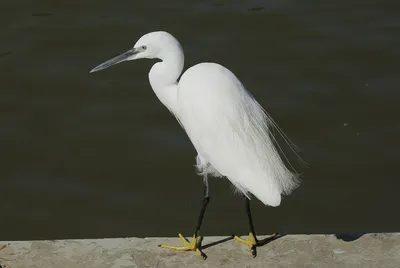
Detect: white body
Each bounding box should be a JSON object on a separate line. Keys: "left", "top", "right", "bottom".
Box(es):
{"left": 178, "top": 63, "right": 299, "bottom": 206}
{"left": 92, "top": 31, "right": 300, "bottom": 207}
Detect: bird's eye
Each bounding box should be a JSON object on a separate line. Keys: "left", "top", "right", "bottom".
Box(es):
{"left": 141, "top": 45, "right": 147, "bottom": 50}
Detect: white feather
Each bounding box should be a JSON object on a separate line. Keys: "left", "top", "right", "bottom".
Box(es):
{"left": 178, "top": 63, "right": 300, "bottom": 206}
{"left": 90, "top": 31, "right": 301, "bottom": 207}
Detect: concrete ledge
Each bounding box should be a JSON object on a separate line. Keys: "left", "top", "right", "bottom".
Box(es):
{"left": 1, "top": 233, "right": 399, "bottom": 267}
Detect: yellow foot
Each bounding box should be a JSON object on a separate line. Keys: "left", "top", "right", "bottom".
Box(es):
{"left": 234, "top": 232, "right": 277, "bottom": 257}
{"left": 159, "top": 233, "right": 207, "bottom": 260}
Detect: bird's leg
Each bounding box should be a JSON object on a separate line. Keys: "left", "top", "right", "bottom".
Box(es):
{"left": 159, "top": 175, "right": 210, "bottom": 260}
{"left": 233, "top": 197, "right": 278, "bottom": 257}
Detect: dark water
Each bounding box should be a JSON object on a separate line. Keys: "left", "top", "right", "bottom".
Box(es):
{"left": 1, "top": 0, "right": 399, "bottom": 240}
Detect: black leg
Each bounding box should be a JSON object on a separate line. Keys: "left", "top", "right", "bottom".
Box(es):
{"left": 244, "top": 197, "right": 259, "bottom": 257}
{"left": 245, "top": 197, "right": 257, "bottom": 241}
{"left": 158, "top": 175, "right": 210, "bottom": 260}
{"left": 194, "top": 175, "right": 210, "bottom": 237}
{"left": 236, "top": 196, "right": 278, "bottom": 257}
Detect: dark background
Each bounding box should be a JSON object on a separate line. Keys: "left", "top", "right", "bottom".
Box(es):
{"left": 1, "top": 0, "right": 399, "bottom": 240}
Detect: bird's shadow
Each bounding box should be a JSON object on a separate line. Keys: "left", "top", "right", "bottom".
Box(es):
{"left": 334, "top": 233, "right": 365, "bottom": 242}
{"left": 200, "top": 233, "right": 285, "bottom": 251}
{"left": 201, "top": 236, "right": 234, "bottom": 250}
{"left": 199, "top": 232, "right": 367, "bottom": 251}
{"left": 252, "top": 233, "right": 285, "bottom": 257}
{"left": 257, "top": 233, "right": 285, "bottom": 246}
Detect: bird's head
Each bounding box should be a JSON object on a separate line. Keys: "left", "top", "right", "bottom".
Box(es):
{"left": 90, "top": 31, "right": 182, "bottom": 73}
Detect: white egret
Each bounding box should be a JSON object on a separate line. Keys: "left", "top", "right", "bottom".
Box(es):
{"left": 90, "top": 31, "right": 301, "bottom": 259}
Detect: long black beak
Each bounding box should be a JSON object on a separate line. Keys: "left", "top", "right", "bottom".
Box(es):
{"left": 90, "top": 48, "right": 139, "bottom": 73}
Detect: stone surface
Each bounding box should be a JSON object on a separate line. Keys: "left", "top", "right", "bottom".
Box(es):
{"left": 1, "top": 233, "right": 399, "bottom": 268}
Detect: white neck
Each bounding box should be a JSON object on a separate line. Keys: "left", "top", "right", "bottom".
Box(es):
{"left": 148, "top": 47, "right": 184, "bottom": 115}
